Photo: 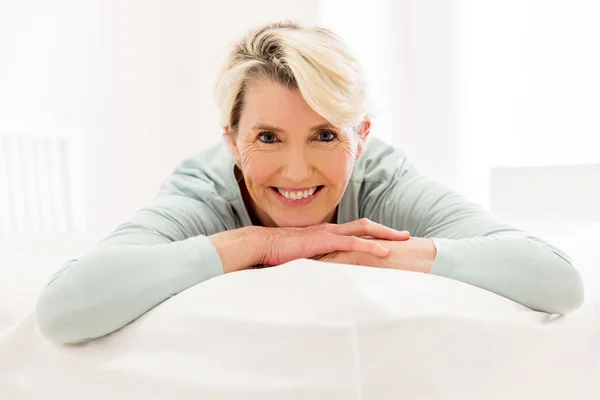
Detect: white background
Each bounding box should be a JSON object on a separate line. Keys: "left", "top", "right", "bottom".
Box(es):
{"left": 1, "top": 0, "right": 599, "bottom": 264}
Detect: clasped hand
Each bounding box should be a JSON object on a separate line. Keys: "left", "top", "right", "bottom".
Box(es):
{"left": 257, "top": 219, "right": 436, "bottom": 273}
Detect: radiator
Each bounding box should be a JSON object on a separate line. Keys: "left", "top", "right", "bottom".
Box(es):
{"left": 0, "top": 122, "right": 81, "bottom": 237}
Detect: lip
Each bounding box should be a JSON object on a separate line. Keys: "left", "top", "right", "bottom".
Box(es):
{"left": 270, "top": 186, "right": 323, "bottom": 206}
{"left": 273, "top": 186, "right": 319, "bottom": 192}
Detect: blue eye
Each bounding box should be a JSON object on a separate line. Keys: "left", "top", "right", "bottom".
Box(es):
{"left": 258, "top": 132, "right": 279, "bottom": 144}
{"left": 317, "top": 130, "right": 337, "bottom": 142}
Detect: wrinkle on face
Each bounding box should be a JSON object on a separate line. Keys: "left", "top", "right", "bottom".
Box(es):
{"left": 227, "top": 79, "right": 368, "bottom": 227}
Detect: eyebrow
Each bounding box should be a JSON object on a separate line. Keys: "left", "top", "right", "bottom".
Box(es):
{"left": 251, "top": 123, "right": 336, "bottom": 133}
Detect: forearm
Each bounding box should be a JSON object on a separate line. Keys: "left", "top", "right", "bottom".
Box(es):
{"left": 320, "top": 234, "right": 584, "bottom": 314}
{"left": 430, "top": 235, "right": 584, "bottom": 314}
{"left": 208, "top": 226, "right": 265, "bottom": 273}
{"left": 337, "top": 237, "right": 436, "bottom": 273}
{"left": 366, "top": 237, "right": 437, "bottom": 273}
{"left": 36, "top": 235, "right": 223, "bottom": 344}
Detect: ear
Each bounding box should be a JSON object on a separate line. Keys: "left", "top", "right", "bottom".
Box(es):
{"left": 223, "top": 126, "right": 241, "bottom": 161}
{"left": 355, "top": 117, "right": 371, "bottom": 159}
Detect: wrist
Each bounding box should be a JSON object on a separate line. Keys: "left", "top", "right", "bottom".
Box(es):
{"left": 365, "top": 237, "right": 436, "bottom": 273}
{"left": 410, "top": 237, "right": 437, "bottom": 273}
{"left": 208, "top": 226, "right": 266, "bottom": 273}
{"left": 247, "top": 226, "right": 271, "bottom": 266}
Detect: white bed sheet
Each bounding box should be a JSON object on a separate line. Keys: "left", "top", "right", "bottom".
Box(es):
{"left": 0, "top": 229, "right": 599, "bottom": 400}
{"left": 0, "top": 261, "right": 599, "bottom": 399}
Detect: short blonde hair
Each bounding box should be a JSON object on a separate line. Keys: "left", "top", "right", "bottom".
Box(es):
{"left": 215, "top": 21, "right": 370, "bottom": 133}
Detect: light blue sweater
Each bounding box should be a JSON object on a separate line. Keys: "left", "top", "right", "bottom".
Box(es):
{"left": 36, "top": 137, "right": 584, "bottom": 344}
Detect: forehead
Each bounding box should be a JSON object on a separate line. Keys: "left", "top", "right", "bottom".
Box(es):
{"left": 240, "top": 80, "right": 330, "bottom": 128}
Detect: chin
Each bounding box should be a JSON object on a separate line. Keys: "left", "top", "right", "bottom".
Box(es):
{"left": 272, "top": 214, "right": 326, "bottom": 228}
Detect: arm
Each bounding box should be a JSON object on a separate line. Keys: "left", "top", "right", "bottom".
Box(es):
{"left": 359, "top": 155, "right": 584, "bottom": 314}
{"left": 36, "top": 154, "right": 407, "bottom": 344}
{"left": 35, "top": 157, "right": 260, "bottom": 345}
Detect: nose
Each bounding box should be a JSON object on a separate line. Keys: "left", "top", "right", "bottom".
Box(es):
{"left": 281, "top": 147, "right": 313, "bottom": 183}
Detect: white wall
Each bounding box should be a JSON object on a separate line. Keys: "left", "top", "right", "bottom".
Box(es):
{"left": 321, "top": 0, "right": 462, "bottom": 191}
{"left": 454, "top": 0, "right": 600, "bottom": 206}
{"left": 322, "top": 0, "right": 600, "bottom": 212}
{"left": 399, "top": 0, "right": 461, "bottom": 190}
{"left": 319, "top": 0, "right": 399, "bottom": 146}
{"left": 3, "top": 0, "right": 599, "bottom": 261}
{"left": 0, "top": 0, "right": 319, "bottom": 253}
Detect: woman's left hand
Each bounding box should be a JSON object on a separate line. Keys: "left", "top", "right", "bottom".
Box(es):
{"left": 314, "top": 237, "right": 437, "bottom": 273}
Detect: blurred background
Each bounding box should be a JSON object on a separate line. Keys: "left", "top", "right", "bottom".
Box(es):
{"left": 0, "top": 0, "right": 599, "bottom": 269}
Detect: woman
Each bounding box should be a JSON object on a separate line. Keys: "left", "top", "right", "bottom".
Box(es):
{"left": 36, "top": 22, "right": 584, "bottom": 345}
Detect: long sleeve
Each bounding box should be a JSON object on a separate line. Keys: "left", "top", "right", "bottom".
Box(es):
{"left": 360, "top": 144, "right": 584, "bottom": 315}
{"left": 36, "top": 155, "right": 236, "bottom": 344}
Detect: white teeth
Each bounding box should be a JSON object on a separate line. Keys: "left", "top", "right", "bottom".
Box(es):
{"left": 277, "top": 186, "right": 319, "bottom": 200}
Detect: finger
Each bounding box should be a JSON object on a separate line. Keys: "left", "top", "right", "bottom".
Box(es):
{"left": 331, "top": 235, "right": 390, "bottom": 257}
{"left": 343, "top": 218, "right": 409, "bottom": 240}
{"left": 335, "top": 218, "right": 409, "bottom": 241}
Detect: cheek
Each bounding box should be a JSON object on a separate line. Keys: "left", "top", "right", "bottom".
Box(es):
{"left": 240, "top": 151, "right": 277, "bottom": 187}
{"left": 319, "top": 148, "right": 356, "bottom": 182}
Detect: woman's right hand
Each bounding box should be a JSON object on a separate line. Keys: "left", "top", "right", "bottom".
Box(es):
{"left": 256, "top": 218, "right": 410, "bottom": 267}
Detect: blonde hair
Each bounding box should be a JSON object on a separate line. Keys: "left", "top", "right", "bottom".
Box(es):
{"left": 214, "top": 21, "right": 370, "bottom": 133}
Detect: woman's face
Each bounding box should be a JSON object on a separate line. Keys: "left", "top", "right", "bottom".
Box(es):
{"left": 228, "top": 79, "right": 370, "bottom": 228}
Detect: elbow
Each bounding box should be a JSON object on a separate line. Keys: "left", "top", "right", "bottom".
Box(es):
{"left": 559, "top": 264, "right": 585, "bottom": 314}
{"left": 36, "top": 260, "right": 95, "bottom": 345}
{"left": 539, "top": 258, "right": 585, "bottom": 315}
{"left": 36, "top": 285, "right": 89, "bottom": 345}
{"left": 36, "top": 301, "right": 67, "bottom": 345}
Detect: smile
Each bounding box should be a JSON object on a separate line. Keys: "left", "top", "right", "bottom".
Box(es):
{"left": 270, "top": 185, "right": 324, "bottom": 204}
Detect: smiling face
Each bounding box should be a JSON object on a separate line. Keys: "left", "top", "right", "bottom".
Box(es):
{"left": 228, "top": 79, "right": 370, "bottom": 228}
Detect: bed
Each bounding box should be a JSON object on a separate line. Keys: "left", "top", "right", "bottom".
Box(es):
{"left": 1, "top": 228, "right": 598, "bottom": 399}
